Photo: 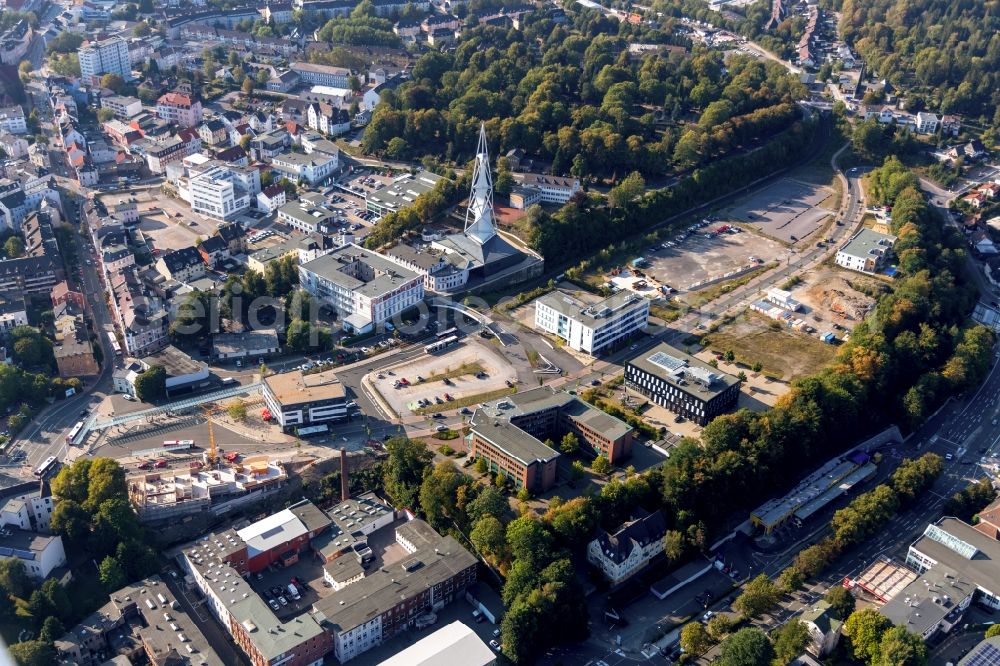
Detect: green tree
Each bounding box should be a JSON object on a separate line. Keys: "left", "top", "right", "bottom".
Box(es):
{"left": 680, "top": 621, "right": 713, "bottom": 655}
{"left": 467, "top": 485, "right": 506, "bottom": 522}
{"left": 132, "top": 365, "right": 166, "bottom": 401}
{"left": 876, "top": 625, "right": 927, "bottom": 666}
{"left": 4, "top": 236, "right": 24, "bottom": 258}
{"left": 0, "top": 557, "right": 30, "bottom": 599}
{"left": 227, "top": 400, "right": 248, "bottom": 421}
{"left": 733, "top": 574, "right": 780, "bottom": 619}
{"left": 40, "top": 578, "right": 71, "bottom": 620}
{"left": 470, "top": 514, "right": 505, "bottom": 557}
{"left": 986, "top": 624, "right": 1000, "bottom": 639}
{"left": 663, "top": 530, "right": 685, "bottom": 563}
{"left": 771, "top": 620, "right": 809, "bottom": 665}
{"left": 39, "top": 615, "right": 65, "bottom": 643}
{"left": 418, "top": 460, "right": 464, "bottom": 531}
{"left": 242, "top": 77, "right": 254, "bottom": 95}
{"left": 97, "top": 107, "right": 115, "bottom": 122}
{"left": 381, "top": 437, "right": 432, "bottom": 509}
{"left": 777, "top": 567, "right": 804, "bottom": 593}
{"left": 844, "top": 608, "right": 893, "bottom": 665}
{"left": 591, "top": 455, "right": 612, "bottom": 475}
{"left": 9, "top": 640, "right": 55, "bottom": 666}
{"left": 98, "top": 556, "right": 126, "bottom": 591}
{"left": 707, "top": 613, "right": 736, "bottom": 640}
{"left": 718, "top": 627, "right": 775, "bottom": 666}
{"left": 100, "top": 73, "right": 125, "bottom": 93}
{"left": 50, "top": 499, "right": 89, "bottom": 544}
{"left": 85, "top": 458, "right": 127, "bottom": 511}
{"left": 505, "top": 514, "right": 552, "bottom": 565}
{"left": 559, "top": 432, "right": 580, "bottom": 455}
{"left": 825, "top": 586, "right": 856, "bottom": 619}
{"left": 608, "top": 171, "right": 645, "bottom": 209}
{"left": 474, "top": 457, "right": 488, "bottom": 474}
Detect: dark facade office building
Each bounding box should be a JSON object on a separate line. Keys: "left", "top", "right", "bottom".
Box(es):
{"left": 625, "top": 343, "right": 741, "bottom": 426}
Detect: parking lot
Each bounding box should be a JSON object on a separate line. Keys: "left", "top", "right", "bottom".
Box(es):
{"left": 369, "top": 340, "right": 517, "bottom": 417}
{"left": 633, "top": 223, "right": 787, "bottom": 294}
{"left": 725, "top": 177, "right": 835, "bottom": 243}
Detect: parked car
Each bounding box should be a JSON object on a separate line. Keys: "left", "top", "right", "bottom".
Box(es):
{"left": 269, "top": 599, "right": 280, "bottom": 611}
{"left": 278, "top": 596, "right": 287, "bottom": 606}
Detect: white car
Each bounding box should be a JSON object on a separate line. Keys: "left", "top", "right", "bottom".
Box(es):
{"left": 122, "top": 394, "right": 136, "bottom": 401}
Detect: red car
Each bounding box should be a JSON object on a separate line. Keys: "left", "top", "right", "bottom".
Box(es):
{"left": 444, "top": 393, "right": 453, "bottom": 401}
{"left": 154, "top": 459, "right": 168, "bottom": 468}
{"left": 137, "top": 461, "right": 152, "bottom": 470}
{"left": 399, "top": 378, "right": 409, "bottom": 386}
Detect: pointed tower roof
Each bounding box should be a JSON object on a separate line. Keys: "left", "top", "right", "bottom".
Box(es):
{"left": 463, "top": 123, "right": 498, "bottom": 245}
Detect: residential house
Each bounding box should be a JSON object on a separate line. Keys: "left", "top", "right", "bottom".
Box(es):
{"left": 801, "top": 601, "right": 843, "bottom": 657}
{"left": 155, "top": 246, "right": 206, "bottom": 282}
{"left": 198, "top": 119, "right": 228, "bottom": 147}
{"left": 586, "top": 509, "right": 667, "bottom": 586}
{"left": 256, "top": 183, "right": 286, "bottom": 213}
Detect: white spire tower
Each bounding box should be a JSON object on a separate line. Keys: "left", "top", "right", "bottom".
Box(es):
{"left": 463, "top": 123, "right": 498, "bottom": 245}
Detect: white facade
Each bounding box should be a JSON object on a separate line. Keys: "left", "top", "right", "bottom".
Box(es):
{"left": 518, "top": 174, "right": 580, "bottom": 204}
{"left": 535, "top": 291, "right": 649, "bottom": 354}
{"left": 100, "top": 95, "right": 142, "bottom": 119}
{"left": 189, "top": 165, "right": 257, "bottom": 220}
{"left": 916, "top": 112, "right": 940, "bottom": 134}
{"left": 2, "top": 533, "right": 66, "bottom": 579}
{"left": 79, "top": 37, "right": 131, "bottom": 82}
{"left": 834, "top": 229, "right": 897, "bottom": 274}
{"left": 298, "top": 245, "right": 424, "bottom": 334}
{"left": 271, "top": 150, "right": 338, "bottom": 186}
{"left": 0, "top": 106, "right": 27, "bottom": 134}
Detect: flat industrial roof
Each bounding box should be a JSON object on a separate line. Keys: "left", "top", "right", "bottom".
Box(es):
{"left": 880, "top": 563, "right": 974, "bottom": 636}
{"left": 299, "top": 244, "right": 422, "bottom": 299}
{"left": 264, "top": 368, "right": 345, "bottom": 408}
{"left": 312, "top": 520, "right": 477, "bottom": 634}
{"left": 365, "top": 172, "right": 443, "bottom": 212}
{"left": 627, "top": 342, "right": 741, "bottom": 401}
{"left": 235, "top": 508, "right": 307, "bottom": 558}
{"left": 838, "top": 228, "right": 897, "bottom": 261}
{"left": 375, "top": 621, "right": 495, "bottom": 666}
{"left": 908, "top": 517, "right": 1000, "bottom": 592}
{"left": 536, "top": 288, "right": 647, "bottom": 329}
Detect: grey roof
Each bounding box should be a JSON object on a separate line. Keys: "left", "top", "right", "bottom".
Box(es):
{"left": 277, "top": 196, "right": 338, "bottom": 228}
{"left": 288, "top": 498, "right": 332, "bottom": 534}
{"left": 365, "top": 172, "right": 443, "bottom": 213}
{"left": 312, "top": 519, "right": 476, "bottom": 635}
{"left": 627, "top": 342, "right": 741, "bottom": 400}
{"left": 142, "top": 345, "right": 204, "bottom": 378}
{"left": 879, "top": 563, "right": 973, "bottom": 636}
{"left": 838, "top": 228, "right": 897, "bottom": 261}
{"left": 469, "top": 411, "right": 560, "bottom": 466}
{"left": 435, "top": 232, "right": 520, "bottom": 271}
{"left": 300, "top": 244, "right": 421, "bottom": 299}
{"left": 591, "top": 508, "right": 667, "bottom": 565}
{"left": 212, "top": 329, "right": 278, "bottom": 355}
{"left": 537, "top": 288, "right": 648, "bottom": 329}
{"left": 324, "top": 553, "right": 364, "bottom": 583}
{"left": 908, "top": 517, "right": 1000, "bottom": 593}
{"left": 0, "top": 529, "right": 58, "bottom": 558}
{"left": 159, "top": 246, "right": 203, "bottom": 273}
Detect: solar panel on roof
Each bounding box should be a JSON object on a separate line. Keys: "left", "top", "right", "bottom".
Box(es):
{"left": 963, "top": 643, "right": 1000, "bottom": 666}
{"left": 648, "top": 351, "right": 686, "bottom": 372}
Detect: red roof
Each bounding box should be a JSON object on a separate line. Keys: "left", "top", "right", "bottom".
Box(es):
{"left": 158, "top": 92, "right": 195, "bottom": 107}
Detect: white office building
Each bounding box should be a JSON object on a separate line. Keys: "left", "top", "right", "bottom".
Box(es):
{"left": 0, "top": 105, "right": 27, "bottom": 134}
{"left": 298, "top": 244, "right": 424, "bottom": 334}
{"left": 535, "top": 289, "right": 649, "bottom": 354}
{"left": 78, "top": 37, "right": 131, "bottom": 83}
{"left": 189, "top": 163, "right": 259, "bottom": 220}
{"left": 271, "top": 149, "right": 338, "bottom": 186}
{"left": 517, "top": 173, "right": 581, "bottom": 204}
{"left": 835, "top": 228, "right": 897, "bottom": 274}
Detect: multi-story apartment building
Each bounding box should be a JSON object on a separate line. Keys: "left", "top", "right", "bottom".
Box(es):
{"left": 534, "top": 289, "right": 649, "bottom": 355}
{"left": 78, "top": 37, "right": 131, "bottom": 83}
{"left": 587, "top": 509, "right": 667, "bottom": 585}
{"left": 145, "top": 136, "right": 199, "bottom": 174}
{"left": 290, "top": 62, "right": 351, "bottom": 87}
{"left": 270, "top": 149, "right": 338, "bottom": 186}
{"left": 298, "top": 244, "right": 424, "bottom": 334}
{"left": 109, "top": 267, "right": 168, "bottom": 357}
{"left": 155, "top": 246, "right": 205, "bottom": 283}
{"left": 262, "top": 368, "right": 347, "bottom": 432}
{"left": 835, "top": 229, "right": 897, "bottom": 274}
{"left": 625, "top": 343, "right": 742, "bottom": 426}
{"left": 99, "top": 95, "right": 142, "bottom": 119}
{"left": 189, "top": 163, "right": 258, "bottom": 220}
{"left": 155, "top": 92, "right": 203, "bottom": 127}
{"left": 0, "top": 211, "right": 63, "bottom": 293}
{"left": 0, "top": 105, "right": 27, "bottom": 134}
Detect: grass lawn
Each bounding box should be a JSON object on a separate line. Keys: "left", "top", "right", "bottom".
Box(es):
{"left": 701, "top": 312, "right": 837, "bottom": 379}
{"left": 422, "top": 362, "right": 484, "bottom": 384}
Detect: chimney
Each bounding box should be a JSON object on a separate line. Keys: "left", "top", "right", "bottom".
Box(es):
{"left": 340, "top": 447, "right": 349, "bottom": 502}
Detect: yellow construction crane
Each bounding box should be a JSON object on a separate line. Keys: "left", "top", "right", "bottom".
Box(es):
{"left": 203, "top": 405, "right": 219, "bottom": 466}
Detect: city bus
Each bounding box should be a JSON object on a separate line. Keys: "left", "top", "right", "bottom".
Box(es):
{"left": 296, "top": 425, "right": 329, "bottom": 438}
{"left": 424, "top": 335, "right": 459, "bottom": 354}
{"left": 66, "top": 421, "right": 85, "bottom": 444}
{"left": 436, "top": 327, "right": 458, "bottom": 339}
{"left": 162, "top": 440, "right": 194, "bottom": 450}
{"left": 34, "top": 456, "right": 58, "bottom": 478}
{"left": 107, "top": 331, "right": 122, "bottom": 355}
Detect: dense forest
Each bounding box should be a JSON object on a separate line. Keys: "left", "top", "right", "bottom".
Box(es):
{"left": 362, "top": 8, "right": 807, "bottom": 178}
{"left": 840, "top": 0, "right": 1000, "bottom": 128}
